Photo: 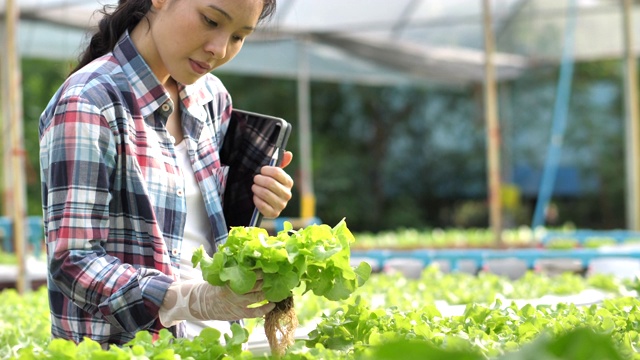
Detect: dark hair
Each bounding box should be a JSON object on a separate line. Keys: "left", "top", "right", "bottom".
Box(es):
{"left": 70, "top": 0, "right": 278, "bottom": 76}
{"left": 260, "top": 0, "right": 277, "bottom": 22}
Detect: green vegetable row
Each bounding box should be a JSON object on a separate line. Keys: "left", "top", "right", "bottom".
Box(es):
{"left": 2, "top": 271, "right": 638, "bottom": 359}
{"left": 308, "top": 295, "right": 640, "bottom": 359}
{"left": 2, "top": 220, "right": 638, "bottom": 359}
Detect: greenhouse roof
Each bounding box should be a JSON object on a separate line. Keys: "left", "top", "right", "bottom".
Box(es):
{"left": 2, "top": 0, "right": 637, "bottom": 87}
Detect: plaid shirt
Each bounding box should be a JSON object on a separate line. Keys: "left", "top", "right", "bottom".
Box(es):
{"left": 39, "top": 32, "right": 239, "bottom": 345}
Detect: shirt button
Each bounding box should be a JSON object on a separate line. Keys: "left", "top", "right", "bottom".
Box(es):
{"left": 161, "top": 103, "right": 171, "bottom": 112}
{"left": 177, "top": 188, "right": 184, "bottom": 197}
{"left": 171, "top": 248, "right": 179, "bottom": 256}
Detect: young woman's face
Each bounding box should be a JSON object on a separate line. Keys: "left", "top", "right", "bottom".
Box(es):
{"left": 146, "top": 0, "right": 263, "bottom": 84}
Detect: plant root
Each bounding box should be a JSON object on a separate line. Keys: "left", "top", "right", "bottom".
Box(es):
{"left": 264, "top": 296, "right": 298, "bottom": 357}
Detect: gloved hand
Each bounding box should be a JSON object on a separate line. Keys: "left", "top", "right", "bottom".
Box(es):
{"left": 158, "top": 278, "right": 275, "bottom": 327}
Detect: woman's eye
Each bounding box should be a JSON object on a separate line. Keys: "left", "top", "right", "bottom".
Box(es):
{"left": 232, "top": 35, "right": 245, "bottom": 43}
{"left": 203, "top": 16, "right": 218, "bottom": 27}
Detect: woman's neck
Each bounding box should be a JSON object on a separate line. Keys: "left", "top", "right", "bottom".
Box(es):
{"left": 165, "top": 78, "right": 184, "bottom": 144}
{"left": 129, "top": 19, "right": 170, "bottom": 85}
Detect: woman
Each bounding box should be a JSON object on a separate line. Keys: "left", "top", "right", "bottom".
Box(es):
{"left": 38, "top": 0, "right": 292, "bottom": 346}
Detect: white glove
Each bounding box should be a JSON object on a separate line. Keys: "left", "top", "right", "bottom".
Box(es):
{"left": 158, "top": 279, "right": 275, "bottom": 327}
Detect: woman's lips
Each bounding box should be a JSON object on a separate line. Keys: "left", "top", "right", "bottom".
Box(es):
{"left": 190, "top": 59, "right": 211, "bottom": 75}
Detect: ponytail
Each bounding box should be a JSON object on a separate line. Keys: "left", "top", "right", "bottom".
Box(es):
{"left": 69, "top": 0, "right": 151, "bottom": 76}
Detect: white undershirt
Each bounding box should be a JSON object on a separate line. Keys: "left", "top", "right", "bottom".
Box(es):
{"left": 174, "top": 140, "right": 231, "bottom": 339}
{"left": 174, "top": 140, "right": 213, "bottom": 280}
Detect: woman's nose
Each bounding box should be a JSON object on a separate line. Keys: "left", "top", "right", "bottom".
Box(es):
{"left": 205, "top": 36, "right": 228, "bottom": 59}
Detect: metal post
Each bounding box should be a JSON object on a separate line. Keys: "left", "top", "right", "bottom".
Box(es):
{"left": 5, "top": 0, "right": 30, "bottom": 293}
{"left": 622, "top": 0, "right": 640, "bottom": 231}
{"left": 482, "top": 0, "right": 503, "bottom": 245}
{"left": 297, "top": 38, "right": 316, "bottom": 219}
{"left": 531, "top": 0, "right": 577, "bottom": 230}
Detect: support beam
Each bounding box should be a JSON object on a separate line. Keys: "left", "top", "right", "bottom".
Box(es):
{"left": 4, "top": 0, "right": 29, "bottom": 293}
{"left": 0, "top": 21, "right": 10, "bottom": 218}
{"left": 622, "top": 0, "right": 640, "bottom": 231}
{"left": 297, "top": 38, "right": 316, "bottom": 219}
{"left": 483, "top": 0, "right": 503, "bottom": 246}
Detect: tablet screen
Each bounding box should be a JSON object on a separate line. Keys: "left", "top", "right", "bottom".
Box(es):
{"left": 220, "top": 109, "right": 291, "bottom": 227}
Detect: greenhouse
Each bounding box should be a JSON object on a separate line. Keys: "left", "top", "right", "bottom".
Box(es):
{"left": 2, "top": 0, "right": 640, "bottom": 358}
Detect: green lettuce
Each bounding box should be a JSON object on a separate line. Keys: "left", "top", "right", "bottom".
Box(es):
{"left": 192, "top": 219, "right": 372, "bottom": 303}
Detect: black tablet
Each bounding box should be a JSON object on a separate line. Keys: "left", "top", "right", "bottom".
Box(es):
{"left": 219, "top": 109, "right": 292, "bottom": 227}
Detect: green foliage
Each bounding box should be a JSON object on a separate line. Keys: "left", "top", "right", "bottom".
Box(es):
{"left": 2, "top": 270, "right": 639, "bottom": 359}
{"left": 11, "top": 325, "right": 251, "bottom": 360}
{"left": 499, "top": 327, "right": 626, "bottom": 360}
{"left": 451, "top": 201, "right": 489, "bottom": 228}
{"left": 192, "top": 220, "right": 372, "bottom": 302}
{"left": 292, "top": 266, "right": 628, "bottom": 326}
{"left": 0, "top": 250, "right": 18, "bottom": 265}
{"left": 545, "top": 238, "right": 579, "bottom": 250}
{"left": 307, "top": 295, "right": 637, "bottom": 359}
{"left": 583, "top": 237, "right": 617, "bottom": 249}
{"left": 364, "top": 327, "right": 626, "bottom": 360}
{"left": 7, "top": 323, "right": 631, "bottom": 359}
{"left": 352, "top": 226, "right": 536, "bottom": 249}
{"left": 0, "top": 287, "right": 51, "bottom": 359}
{"left": 361, "top": 340, "right": 484, "bottom": 360}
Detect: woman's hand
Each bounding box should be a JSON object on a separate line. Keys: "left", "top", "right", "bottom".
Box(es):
{"left": 159, "top": 278, "right": 275, "bottom": 325}
{"left": 252, "top": 151, "right": 294, "bottom": 218}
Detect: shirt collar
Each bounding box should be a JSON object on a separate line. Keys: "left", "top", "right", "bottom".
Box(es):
{"left": 112, "top": 32, "right": 214, "bottom": 120}
{"left": 113, "top": 31, "right": 168, "bottom": 119}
